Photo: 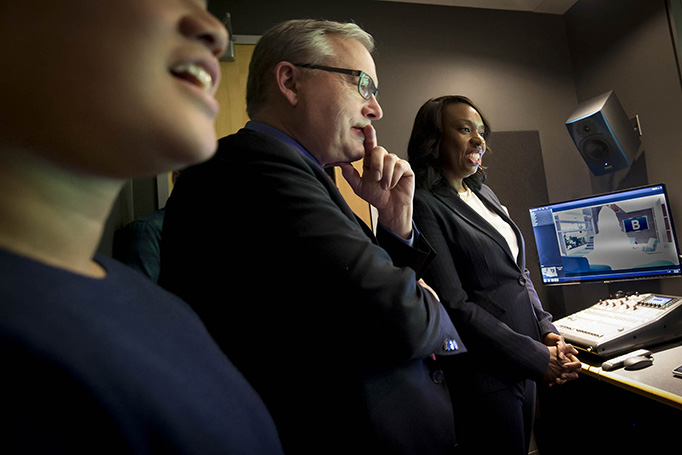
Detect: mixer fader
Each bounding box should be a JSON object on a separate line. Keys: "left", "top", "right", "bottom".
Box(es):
{"left": 554, "top": 292, "right": 682, "bottom": 357}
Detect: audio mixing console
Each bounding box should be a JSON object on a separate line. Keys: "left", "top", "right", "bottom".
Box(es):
{"left": 554, "top": 293, "right": 682, "bottom": 357}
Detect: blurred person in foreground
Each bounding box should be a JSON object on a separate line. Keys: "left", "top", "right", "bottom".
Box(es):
{"left": 0, "top": 1, "right": 283, "bottom": 453}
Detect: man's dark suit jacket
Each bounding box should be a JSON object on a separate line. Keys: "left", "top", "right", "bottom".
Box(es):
{"left": 159, "top": 128, "right": 464, "bottom": 454}
{"left": 413, "top": 184, "right": 558, "bottom": 395}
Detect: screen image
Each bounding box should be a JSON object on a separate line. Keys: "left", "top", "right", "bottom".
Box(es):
{"left": 529, "top": 184, "right": 682, "bottom": 284}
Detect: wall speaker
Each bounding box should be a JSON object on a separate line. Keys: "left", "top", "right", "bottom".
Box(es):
{"left": 565, "top": 90, "right": 641, "bottom": 176}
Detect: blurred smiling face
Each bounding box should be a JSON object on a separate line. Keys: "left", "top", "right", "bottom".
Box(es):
{"left": 0, "top": 0, "right": 228, "bottom": 177}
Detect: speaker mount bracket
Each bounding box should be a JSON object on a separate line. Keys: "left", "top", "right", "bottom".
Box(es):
{"left": 630, "top": 114, "right": 642, "bottom": 137}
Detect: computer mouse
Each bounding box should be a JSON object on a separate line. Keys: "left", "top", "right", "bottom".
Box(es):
{"left": 623, "top": 355, "right": 653, "bottom": 370}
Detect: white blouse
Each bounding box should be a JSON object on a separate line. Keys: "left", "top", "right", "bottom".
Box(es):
{"left": 458, "top": 187, "right": 520, "bottom": 262}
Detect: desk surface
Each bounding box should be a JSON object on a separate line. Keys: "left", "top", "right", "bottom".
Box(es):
{"left": 580, "top": 341, "right": 682, "bottom": 409}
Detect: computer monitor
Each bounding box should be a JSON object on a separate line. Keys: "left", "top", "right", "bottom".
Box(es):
{"left": 528, "top": 184, "right": 682, "bottom": 285}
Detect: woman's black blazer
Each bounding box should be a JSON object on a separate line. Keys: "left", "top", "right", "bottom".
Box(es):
{"left": 414, "top": 183, "right": 559, "bottom": 393}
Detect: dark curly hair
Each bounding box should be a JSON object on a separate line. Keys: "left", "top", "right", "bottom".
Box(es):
{"left": 407, "top": 95, "right": 491, "bottom": 192}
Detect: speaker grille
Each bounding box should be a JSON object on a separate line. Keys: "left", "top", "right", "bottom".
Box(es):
{"left": 580, "top": 136, "right": 615, "bottom": 161}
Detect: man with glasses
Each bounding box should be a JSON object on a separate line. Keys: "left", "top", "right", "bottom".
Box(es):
{"left": 160, "top": 19, "right": 464, "bottom": 455}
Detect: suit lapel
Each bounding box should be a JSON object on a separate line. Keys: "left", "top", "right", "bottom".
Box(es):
{"left": 432, "top": 186, "right": 523, "bottom": 269}
{"left": 474, "top": 188, "right": 526, "bottom": 270}
{"left": 239, "top": 128, "right": 378, "bottom": 245}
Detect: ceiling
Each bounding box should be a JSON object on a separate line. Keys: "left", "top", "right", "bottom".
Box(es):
{"left": 375, "top": 0, "right": 580, "bottom": 15}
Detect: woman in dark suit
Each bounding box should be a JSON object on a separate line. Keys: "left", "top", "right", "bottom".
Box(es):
{"left": 408, "top": 95, "right": 580, "bottom": 454}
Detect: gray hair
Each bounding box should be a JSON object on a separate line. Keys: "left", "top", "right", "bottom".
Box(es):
{"left": 246, "top": 19, "right": 375, "bottom": 118}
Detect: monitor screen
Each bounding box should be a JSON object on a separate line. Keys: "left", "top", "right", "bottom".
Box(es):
{"left": 528, "top": 184, "right": 682, "bottom": 284}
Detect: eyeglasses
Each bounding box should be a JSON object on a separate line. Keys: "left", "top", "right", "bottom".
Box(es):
{"left": 294, "top": 63, "right": 379, "bottom": 100}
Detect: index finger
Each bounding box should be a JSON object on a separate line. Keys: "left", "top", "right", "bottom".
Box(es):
{"left": 363, "top": 124, "right": 381, "bottom": 181}
{"left": 363, "top": 124, "right": 377, "bottom": 153}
